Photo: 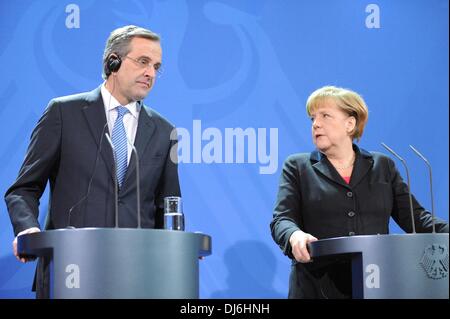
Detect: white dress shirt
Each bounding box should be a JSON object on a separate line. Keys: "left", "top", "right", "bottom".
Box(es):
{"left": 101, "top": 83, "right": 140, "bottom": 165}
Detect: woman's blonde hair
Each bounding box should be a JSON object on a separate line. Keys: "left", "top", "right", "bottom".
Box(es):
{"left": 306, "top": 86, "right": 369, "bottom": 141}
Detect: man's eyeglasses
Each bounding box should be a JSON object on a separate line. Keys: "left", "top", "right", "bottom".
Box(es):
{"left": 124, "top": 56, "right": 163, "bottom": 78}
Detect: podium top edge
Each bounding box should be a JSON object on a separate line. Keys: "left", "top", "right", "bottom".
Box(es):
{"left": 309, "top": 233, "right": 448, "bottom": 248}
{"left": 23, "top": 228, "right": 212, "bottom": 241}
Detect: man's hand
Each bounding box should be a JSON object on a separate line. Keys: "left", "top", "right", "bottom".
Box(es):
{"left": 289, "top": 230, "right": 318, "bottom": 263}
{"left": 13, "top": 227, "right": 40, "bottom": 263}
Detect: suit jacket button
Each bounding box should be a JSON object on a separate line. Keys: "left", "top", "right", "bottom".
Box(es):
{"left": 346, "top": 191, "right": 353, "bottom": 198}
{"left": 348, "top": 211, "right": 355, "bottom": 217}
{"left": 348, "top": 231, "right": 355, "bottom": 236}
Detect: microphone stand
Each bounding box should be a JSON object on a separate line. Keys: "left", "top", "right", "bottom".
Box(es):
{"left": 381, "top": 143, "right": 416, "bottom": 233}
{"left": 67, "top": 123, "right": 108, "bottom": 228}
{"left": 105, "top": 133, "right": 119, "bottom": 228}
{"left": 127, "top": 138, "right": 141, "bottom": 228}
{"left": 409, "top": 145, "right": 436, "bottom": 233}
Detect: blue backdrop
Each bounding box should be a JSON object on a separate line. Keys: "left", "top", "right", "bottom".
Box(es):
{"left": 0, "top": 0, "right": 448, "bottom": 298}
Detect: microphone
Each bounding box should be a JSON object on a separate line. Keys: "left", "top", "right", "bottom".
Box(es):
{"left": 126, "top": 137, "right": 141, "bottom": 228}
{"left": 381, "top": 143, "right": 416, "bottom": 233}
{"left": 409, "top": 145, "right": 436, "bottom": 233}
{"left": 67, "top": 122, "right": 108, "bottom": 228}
{"left": 105, "top": 132, "right": 119, "bottom": 228}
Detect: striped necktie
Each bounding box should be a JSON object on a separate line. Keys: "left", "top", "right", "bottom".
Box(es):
{"left": 112, "top": 106, "right": 129, "bottom": 188}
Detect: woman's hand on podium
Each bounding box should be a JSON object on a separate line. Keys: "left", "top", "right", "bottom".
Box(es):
{"left": 13, "top": 227, "right": 40, "bottom": 263}
{"left": 289, "top": 230, "right": 318, "bottom": 263}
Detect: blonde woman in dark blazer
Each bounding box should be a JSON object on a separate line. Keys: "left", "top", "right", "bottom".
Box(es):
{"left": 271, "top": 86, "right": 448, "bottom": 299}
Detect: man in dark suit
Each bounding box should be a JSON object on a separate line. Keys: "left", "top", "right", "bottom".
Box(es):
{"left": 4, "top": 25, "right": 180, "bottom": 298}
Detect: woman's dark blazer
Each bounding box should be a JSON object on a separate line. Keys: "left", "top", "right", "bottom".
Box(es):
{"left": 271, "top": 144, "right": 448, "bottom": 298}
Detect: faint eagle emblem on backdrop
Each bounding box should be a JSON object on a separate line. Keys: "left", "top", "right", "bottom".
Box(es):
{"left": 420, "top": 244, "right": 449, "bottom": 280}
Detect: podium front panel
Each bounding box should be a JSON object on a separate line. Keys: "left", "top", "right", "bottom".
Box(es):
{"left": 18, "top": 228, "right": 212, "bottom": 299}
{"left": 309, "top": 234, "right": 448, "bottom": 299}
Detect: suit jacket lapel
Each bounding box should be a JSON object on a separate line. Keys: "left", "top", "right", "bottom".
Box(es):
{"left": 82, "top": 86, "right": 115, "bottom": 182}
{"left": 122, "top": 104, "right": 156, "bottom": 188}
{"left": 349, "top": 147, "right": 374, "bottom": 188}
{"left": 310, "top": 145, "right": 374, "bottom": 189}
{"left": 311, "top": 151, "right": 349, "bottom": 188}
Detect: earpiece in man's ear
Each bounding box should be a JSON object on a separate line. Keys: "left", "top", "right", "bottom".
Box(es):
{"left": 105, "top": 54, "right": 122, "bottom": 76}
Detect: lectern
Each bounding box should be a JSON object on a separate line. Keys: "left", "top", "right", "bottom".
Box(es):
{"left": 308, "top": 233, "right": 448, "bottom": 299}
{"left": 17, "top": 228, "right": 212, "bottom": 298}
